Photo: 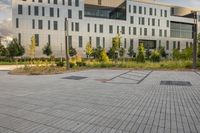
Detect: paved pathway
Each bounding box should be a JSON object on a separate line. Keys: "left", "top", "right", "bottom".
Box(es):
{"left": 0, "top": 70, "right": 200, "bottom": 133}
{"left": 0, "top": 65, "right": 24, "bottom": 71}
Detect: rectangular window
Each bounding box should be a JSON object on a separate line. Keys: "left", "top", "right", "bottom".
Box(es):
{"left": 28, "top": 6, "right": 31, "bottom": 15}
{"left": 173, "top": 41, "right": 176, "bottom": 49}
{"left": 54, "top": 0, "right": 57, "bottom": 4}
{"left": 35, "top": 34, "right": 39, "bottom": 46}
{"left": 57, "top": 8, "right": 59, "bottom": 17}
{"left": 75, "top": 23, "right": 79, "bottom": 31}
{"left": 166, "top": 41, "right": 169, "bottom": 50}
{"left": 159, "top": 29, "right": 162, "bottom": 37}
{"left": 34, "top": 6, "right": 39, "bottom": 16}
{"left": 152, "top": 18, "right": 155, "bottom": 26}
{"left": 32, "top": 19, "right": 35, "bottom": 29}
{"left": 68, "top": 0, "right": 72, "bottom": 6}
{"left": 18, "top": 5, "right": 23, "bottom": 15}
{"left": 133, "top": 27, "right": 137, "bottom": 35}
{"left": 144, "top": 7, "right": 146, "bottom": 15}
{"left": 164, "top": 30, "right": 167, "bottom": 37}
{"left": 50, "top": 8, "right": 54, "bottom": 17}
{"left": 99, "top": 24, "right": 103, "bottom": 33}
{"left": 149, "top": 8, "right": 153, "bottom": 15}
{"left": 129, "top": 5, "right": 131, "bottom": 13}
{"left": 79, "top": 10, "right": 82, "bottom": 19}
{"left": 38, "top": 20, "right": 43, "bottom": 29}
{"left": 139, "top": 6, "right": 142, "bottom": 14}
{"left": 133, "top": 6, "right": 137, "bottom": 13}
{"left": 140, "top": 28, "right": 142, "bottom": 35}
{"left": 89, "top": 37, "right": 92, "bottom": 44}
{"left": 18, "top": 33, "right": 21, "bottom": 45}
{"left": 48, "top": 35, "right": 51, "bottom": 45}
{"left": 158, "top": 19, "right": 160, "bottom": 26}
{"left": 75, "top": 0, "right": 79, "bottom": 7}
{"left": 121, "top": 26, "right": 125, "bottom": 34}
{"left": 48, "top": 20, "right": 50, "bottom": 30}
{"left": 68, "top": 36, "right": 72, "bottom": 48}
{"left": 164, "top": 10, "right": 167, "bottom": 17}
{"left": 68, "top": 9, "right": 72, "bottom": 18}
{"left": 141, "top": 17, "right": 145, "bottom": 25}
{"left": 79, "top": 36, "right": 82, "bottom": 48}
{"left": 96, "top": 37, "right": 100, "bottom": 47}
{"left": 54, "top": 21, "right": 58, "bottom": 30}
{"left": 130, "top": 16, "right": 134, "bottom": 24}
{"left": 178, "top": 41, "right": 180, "bottom": 50}
{"left": 16, "top": 18, "right": 19, "bottom": 28}
{"left": 71, "top": 22, "right": 74, "bottom": 31}
{"left": 130, "top": 39, "right": 134, "bottom": 47}
{"left": 103, "top": 37, "right": 105, "bottom": 48}
{"left": 94, "top": 24, "right": 97, "bottom": 32}
{"left": 109, "top": 25, "right": 113, "bottom": 33}
{"left": 144, "top": 28, "right": 147, "bottom": 36}
{"left": 152, "top": 29, "right": 155, "bottom": 36}
{"left": 42, "top": 7, "right": 45, "bottom": 16}
{"left": 167, "top": 20, "right": 169, "bottom": 27}
{"left": 124, "top": 38, "right": 126, "bottom": 48}
{"left": 87, "top": 23, "right": 90, "bottom": 32}
{"left": 62, "top": 0, "right": 65, "bottom": 5}
{"left": 154, "top": 8, "right": 156, "bottom": 16}
{"left": 129, "top": 27, "right": 131, "bottom": 35}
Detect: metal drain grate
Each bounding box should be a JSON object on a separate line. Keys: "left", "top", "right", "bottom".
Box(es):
{"left": 160, "top": 81, "right": 192, "bottom": 86}
{"left": 62, "top": 76, "right": 88, "bottom": 80}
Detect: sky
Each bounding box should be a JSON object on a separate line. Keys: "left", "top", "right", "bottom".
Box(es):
{"left": 0, "top": 0, "right": 200, "bottom": 38}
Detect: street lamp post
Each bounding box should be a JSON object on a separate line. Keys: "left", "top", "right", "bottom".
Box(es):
{"left": 65, "top": 18, "right": 70, "bottom": 70}
{"left": 193, "top": 11, "right": 197, "bottom": 69}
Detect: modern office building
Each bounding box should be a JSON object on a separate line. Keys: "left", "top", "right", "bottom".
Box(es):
{"left": 12, "top": 0, "right": 200, "bottom": 57}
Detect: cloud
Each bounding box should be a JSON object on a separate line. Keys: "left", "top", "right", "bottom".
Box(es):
{"left": 0, "top": 0, "right": 12, "bottom": 37}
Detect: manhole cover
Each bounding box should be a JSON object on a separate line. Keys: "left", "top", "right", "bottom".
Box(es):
{"left": 160, "top": 81, "right": 192, "bottom": 86}
{"left": 62, "top": 76, "right": 88, "bottom": 80}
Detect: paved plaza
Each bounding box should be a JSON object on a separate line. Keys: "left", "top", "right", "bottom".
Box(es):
{"left": 0, "top": 70, "right": 200, "bottom": 133}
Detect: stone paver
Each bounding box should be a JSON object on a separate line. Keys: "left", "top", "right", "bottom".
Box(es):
{"left": 0, "top": 70, "right": 200, "bottom": 133}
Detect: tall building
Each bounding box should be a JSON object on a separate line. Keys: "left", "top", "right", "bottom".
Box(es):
{"left": 12, "top": 0, "right": 200, "bottom": 57}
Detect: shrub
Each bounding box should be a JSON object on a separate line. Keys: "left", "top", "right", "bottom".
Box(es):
{"left": 99, "top": 49, "right": 109, "bottom": 62}
{"left": 85, "top": 42, "right": 93, "bottom": 58}
{"left": 7, "top": 38, "right": 25, "bottom": 58}
{"left": 91, "top": 46, "right": 102, "bottom": 59}
{"left": 182, "top": 47, "right": 192, "bottom": 60}
{"left": 0, "top": 44, "right": 7, "bottom": 56}
{"left": 43, "top": 43, "right": 52, "bottom": 56}
{"left": 56, "top": 61, "right": 64, "bottom": 67}
{"left": 128, "top": 44, "right": 136, "bottom": 58}
{"left": 159, "top": 46, "right": 167, "bottom": 58}
{"left": 150, "top": 50, "right": 161, "bottom": 62}
{"left": 108, "top": 47, "right": 115, "bottom": 59}
{"left": 136, "top": 44, "right": 145, "bottom": 63}
{"left": 119, "top": 48, "right": 125, "bottom": 58}
{"left": 172, "top": 49, "right": 181, "bottom": 60}
{"left": 145, "top": 49, "right": 151, "bottom": 59}
{"left": 69, "top": 47, "right": 77, "bottom": 57}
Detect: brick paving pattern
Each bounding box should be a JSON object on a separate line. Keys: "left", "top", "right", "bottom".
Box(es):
{"left": 0, "top": 70, "right": 200, "bottom": 133}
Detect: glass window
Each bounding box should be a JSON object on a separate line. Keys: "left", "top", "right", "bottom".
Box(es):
{"left": 79, "top": 36, "right": 82, "bottom": 48}
{"left": 18, "top": 5, "right": 23, "bottom": 15}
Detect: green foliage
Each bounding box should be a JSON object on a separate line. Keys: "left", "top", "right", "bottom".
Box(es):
{"left": 0, "top": 44, "right": 7, "bottom": 56}
{"left": 85, "top": 42, "right": 93, "bottom": 58}
{"left": 108, "top": 47, "right": 116, "bottom": 59}
{"left": 69, "top": 47, "right": 77, "bottom": 57}
{"left": 136, "top": 44, "right": 145, "bottom": 63}
{"left": 112, "top": 34, "right": 121, "bottom": 50}
{"left": 145, "top": 49, "right": 151, "bottom": 59}
{"left": 7, "top": 38, "right": 25, "bottom": 58}
{"left": 56, "top": 61, "right": 64, "bottom": 67}
{"left": 128, "top": 45, "right": 136, "bottom": 58}
{"left": 172, "top": 48, "right": 192, "bottom": 60}
{"left": 159, "top": 46, "right": 167, "bottom": 58}
{"left": 119, "top": 48, "right": 125, "bottom": 58}
{"left": 99, "top": 49, "right": 109, "bottom": 62}
{"left": 150, "top": 50, "right": 161, "bottom": 62}
{"left": 43, "top": 43, "right": 52, "bottom": 56}
{"left": 198, "top": 33, "right": 200, "bottom": 60}
{"left": 91, "top": 46, "right": 102, "bottom": 59}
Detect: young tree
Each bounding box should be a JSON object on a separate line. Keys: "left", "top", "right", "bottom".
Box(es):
{"left": 136, "top": 44, "right": 145, "bottom": 63}
{"left": 0, "top": 44, "right": 7, "bottom": 56}
{"left": 7, "top": 38, "right": 25, "bottom": 59}
{"left": 159, "top": 46, "right": 167, "bottom": 58}
{"left": 69, "top": 47, "right": 77, "bottom": 57}
{"left": 91, "top": 46, "right": 102, "bottom": 59}
{"left": 85, "top": 42, "right": 93, "bottom": 58}
{"left": 99, "top": 49, "right": 109, "bottom": 62}
{"left": 119, "top": 47, "right": 125, "bottom": 58}
{"left": 43, "top": 43, "right": 52, "bottom": 56}
{"left": 112, "top": 34, "right": 121, "bottom": 51}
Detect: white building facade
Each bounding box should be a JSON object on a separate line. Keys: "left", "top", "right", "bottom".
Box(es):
{"left": 12, "top": 0, "right": 200, "bottom": 57}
